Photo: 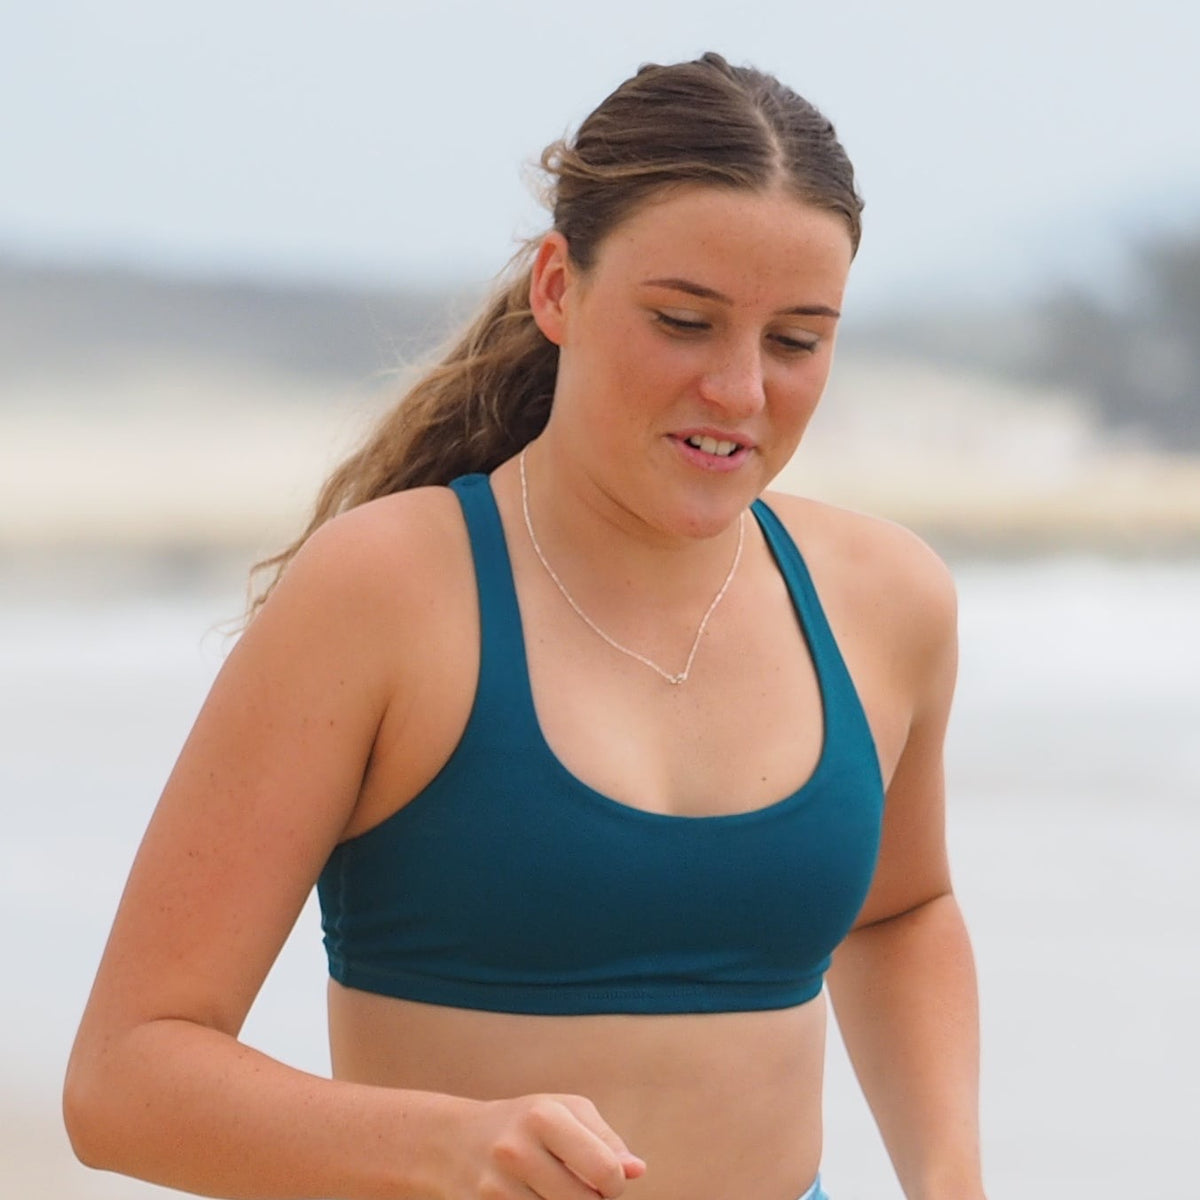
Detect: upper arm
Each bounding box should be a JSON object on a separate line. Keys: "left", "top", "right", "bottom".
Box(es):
{"left": 850, "top": 529, "right": 960, "bottom": 929}
{"left": 76, "top": 501, "right": 427, "bottom": 1042}
{"left": 763, "top": 493, "right": 961, "bottom": 930}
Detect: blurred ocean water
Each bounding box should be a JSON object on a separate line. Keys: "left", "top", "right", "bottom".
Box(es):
{"left": 2, "top": 556, "right": 1197, "bottom": 1198}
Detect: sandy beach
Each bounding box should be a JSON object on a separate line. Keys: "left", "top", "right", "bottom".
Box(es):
{"left": 3, "top": 355, "right": 1200, "bottom": 556}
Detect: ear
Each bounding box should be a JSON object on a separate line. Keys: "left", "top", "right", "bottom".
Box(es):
{"left": 529, "top": 231, "right": 573, "bottom": 347}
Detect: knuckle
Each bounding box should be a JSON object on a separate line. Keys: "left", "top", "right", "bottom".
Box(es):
{"left": 489, "top": 1135, "right": 524, "bottom": 1170}
{"left": 569, "top": 1093, "right": 601, "bottom": 1120}
{"left": 525, "top": 1094, "right": 563, "bottom": 1132}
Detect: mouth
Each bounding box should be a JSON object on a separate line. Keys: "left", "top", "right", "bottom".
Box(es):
{"left": 682, "top": 434, "right": 742, "bottom": 458}
{"left": 670, "top": 431, "right": 754, "bottom": 472}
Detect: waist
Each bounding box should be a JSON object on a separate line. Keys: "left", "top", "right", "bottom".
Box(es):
{"left": 329, "top": 984, "right": 827, "bottom": 1198}
{"left": 798, "top": 1176, "right": 828, "bottom": 1200}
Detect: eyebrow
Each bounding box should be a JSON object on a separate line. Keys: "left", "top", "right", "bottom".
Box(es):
{"left": 640, "top": 276, "right": 841, "bottom": 319}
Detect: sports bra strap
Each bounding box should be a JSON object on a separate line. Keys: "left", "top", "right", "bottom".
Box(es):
{"left": 448, "top": 473, "right": 537, "bottom": 743}
{"left": 749, "top": 498, "right": 866, "bottom": 747}
{"left": 449, "top": 474, "right": 877, "bottom": 786}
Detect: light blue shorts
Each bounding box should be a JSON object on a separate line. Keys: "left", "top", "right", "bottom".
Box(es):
{"left": 797, "top": 1175, "right": 829, "bottom": 1200}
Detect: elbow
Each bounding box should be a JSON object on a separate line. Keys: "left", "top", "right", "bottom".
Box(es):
{"left": 62, "top": 1058, "right": 103, "bottom": 1168}
{"left": 62, "top": 1044, "right": 123, "bottom": 1171}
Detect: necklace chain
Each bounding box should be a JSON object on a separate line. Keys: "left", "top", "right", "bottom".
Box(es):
{"left": 519, "top": 449, "right": 745, "bottom": 686}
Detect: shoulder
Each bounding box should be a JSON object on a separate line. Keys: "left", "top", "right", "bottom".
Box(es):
{"left": 760, "top": 490, "right": 957, "bottom": 697}
{"left": 762, "top": 490, "right": 955, "bottom": 612}
{"left": 242, "top": 485, "right": 477, "bottom": 694}
{"left": 267, "top": 485, "right": 472, "bottom": 618}
{"left": 290, "top": 484, "right": 468, "bottom": 574}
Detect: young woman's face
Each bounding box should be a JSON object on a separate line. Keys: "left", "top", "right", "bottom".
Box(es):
{"left": 531, "top": 184, "right": 854, "bottom": 538}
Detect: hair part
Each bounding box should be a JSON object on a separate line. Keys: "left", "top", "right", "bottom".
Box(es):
{"left": 246, "top": 52, "right": 861, "bottom": 618}
{"left": 548, "top": 52, "right": 862, "bottom": 273}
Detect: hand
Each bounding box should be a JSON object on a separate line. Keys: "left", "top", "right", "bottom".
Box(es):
{"left": 452, "top": 1093, "right": 646, "bottom": 1200}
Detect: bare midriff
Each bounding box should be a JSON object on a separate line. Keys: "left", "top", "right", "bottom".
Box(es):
{"left": 328, "top": 981, "right": 827, "bottom": 1200}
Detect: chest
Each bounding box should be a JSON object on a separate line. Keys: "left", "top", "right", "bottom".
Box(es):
{"left": 320, "top": 651, "right": 885, "bottom": 1013}
{"left": 524, "top": 578, "right": 825, "bottom": 817}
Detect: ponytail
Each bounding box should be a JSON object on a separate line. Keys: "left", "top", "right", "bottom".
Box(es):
{"left": 247, "top": 251, "right": 557, "bottom": 616}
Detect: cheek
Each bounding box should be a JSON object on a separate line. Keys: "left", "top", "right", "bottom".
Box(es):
{"left": 772, "top": 356, "right": 833, "bottom": 415}
{"left": 602, "top": 322, "right": 694, "bottom": 398}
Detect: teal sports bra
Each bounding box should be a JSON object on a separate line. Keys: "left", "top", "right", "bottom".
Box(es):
{"left": 317, "top": 473, "right": 884, "bottom": 1015}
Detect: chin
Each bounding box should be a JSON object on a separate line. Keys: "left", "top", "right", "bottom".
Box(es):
{"left": 668, "top": 494, "right": 753, "bottom": 541}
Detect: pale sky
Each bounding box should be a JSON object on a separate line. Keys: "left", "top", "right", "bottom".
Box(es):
{"left": 3, "top": 0, "right": 1197, "bottom": 313}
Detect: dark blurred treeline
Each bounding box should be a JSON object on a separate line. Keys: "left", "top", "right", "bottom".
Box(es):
{"left": 0, "top": 258, "right": 472, "bottom": 397}
{"left": 853, "top": 222, "right": 1200, "bottom": 450}
{"left": 1038, "top": 227, "right": 1200, "bottom": 448}
{"left": 4, "top": 223, "right": 1198, "bottom": 448}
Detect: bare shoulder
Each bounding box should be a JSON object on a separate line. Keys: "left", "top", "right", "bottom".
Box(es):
{"left": 763, "top": 488, "right": 954, "bottom": 603}
{"left": 271, "top": 485, "right": 470, "bottom": 611}
{"left": 234, "top": 483, "right": 477, "bottom": 748}
{"left": 760, "top": 490, "right": 957, "bottom": 680}
{"left": 247, "top": 486, "right": 474, "bottom": 667}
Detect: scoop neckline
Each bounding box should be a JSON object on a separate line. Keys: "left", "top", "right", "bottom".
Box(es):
{"left": 478, "top": 475, "right": 833, "bottom": 825}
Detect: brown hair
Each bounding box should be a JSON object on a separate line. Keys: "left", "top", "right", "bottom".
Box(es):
{"left": 248, "top": 51, "right": 861, "bottom": 614}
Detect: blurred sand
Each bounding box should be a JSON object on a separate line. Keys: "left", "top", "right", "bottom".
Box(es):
{"left": 4, "top": 356, "right": 1200, "bottom": 555}
{"left": 0, "top": 362, "right": 377, "bottom": 553}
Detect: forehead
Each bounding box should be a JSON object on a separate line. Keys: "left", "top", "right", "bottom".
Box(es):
{"left": 586, "top": 185, "right": 854, "bottom": 306}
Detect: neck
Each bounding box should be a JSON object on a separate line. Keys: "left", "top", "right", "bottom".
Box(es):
{"left": 515, "top": 445, "right": 747, "bottom": 685}
{"left": 511, "top": 439, "right": 748, "bottom": 593}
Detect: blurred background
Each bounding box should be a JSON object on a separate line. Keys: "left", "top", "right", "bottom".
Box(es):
{"left": 2, "top": 2, "right": 1197, "bottom": 1197}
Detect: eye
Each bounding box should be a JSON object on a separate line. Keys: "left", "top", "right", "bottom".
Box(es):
{"left": 654, "top": 312, "right": 710, "bottom": 334}
{"left": 769, "top": 332, "right": 819, "bottom": 355}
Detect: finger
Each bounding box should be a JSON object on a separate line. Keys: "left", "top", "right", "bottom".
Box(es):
{"left": 520, "top": 1145, "right": 618, "bottom": 1200}
{"left": 553, "top": 1097, "right": 646, "bottom": 1182}
{"left": 534, "top": 1109, "right": 630, "bottom": 1199}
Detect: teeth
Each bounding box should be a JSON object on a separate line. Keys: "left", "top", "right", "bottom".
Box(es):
{"left": 686, "top": 436, "right": 739, "bottom": 456}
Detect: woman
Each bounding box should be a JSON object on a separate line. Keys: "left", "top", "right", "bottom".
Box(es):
{"left": 64, "top": 53, "right": 986, "bottom": 1200}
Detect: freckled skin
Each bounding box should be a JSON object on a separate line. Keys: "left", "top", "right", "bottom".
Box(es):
{"left": 322, "top": 189, "right": 871, "bottom": 1200}
{"left": 65, "top": 183, "right": 980, "bottom": 1200}
{"left": 528, "top": 186, "right": 854, "bottom": 546}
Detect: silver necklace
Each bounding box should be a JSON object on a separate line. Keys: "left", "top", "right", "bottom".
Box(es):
{"left": 518, "top": 448, "right": 745, "bottom": 685}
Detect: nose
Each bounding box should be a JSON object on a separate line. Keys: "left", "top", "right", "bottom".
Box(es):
{"left": 697, "top": 337, "right": 767, "bottom": 418}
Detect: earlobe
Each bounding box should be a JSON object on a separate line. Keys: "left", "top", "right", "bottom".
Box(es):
{"left": 529, "top": 231, "right": 572, "bottom": 346}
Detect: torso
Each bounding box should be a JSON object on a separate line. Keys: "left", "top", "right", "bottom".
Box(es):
{"left": 325, "top": 461, "right": 923, "bottom": 1200}
{"left": 329, "top": 989, "right": 829, "bottom": 1200}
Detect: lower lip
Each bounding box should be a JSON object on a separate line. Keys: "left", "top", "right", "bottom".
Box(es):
{"left": 670, "top": 436, "right": 751, "bottom": 473}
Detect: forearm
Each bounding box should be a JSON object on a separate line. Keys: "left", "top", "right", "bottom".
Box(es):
{"left": 827, "top": 892, "right": 986, "bottom": 1200}
{"left": 64, "top": 1017, "right": 467, "bottom": 1199}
